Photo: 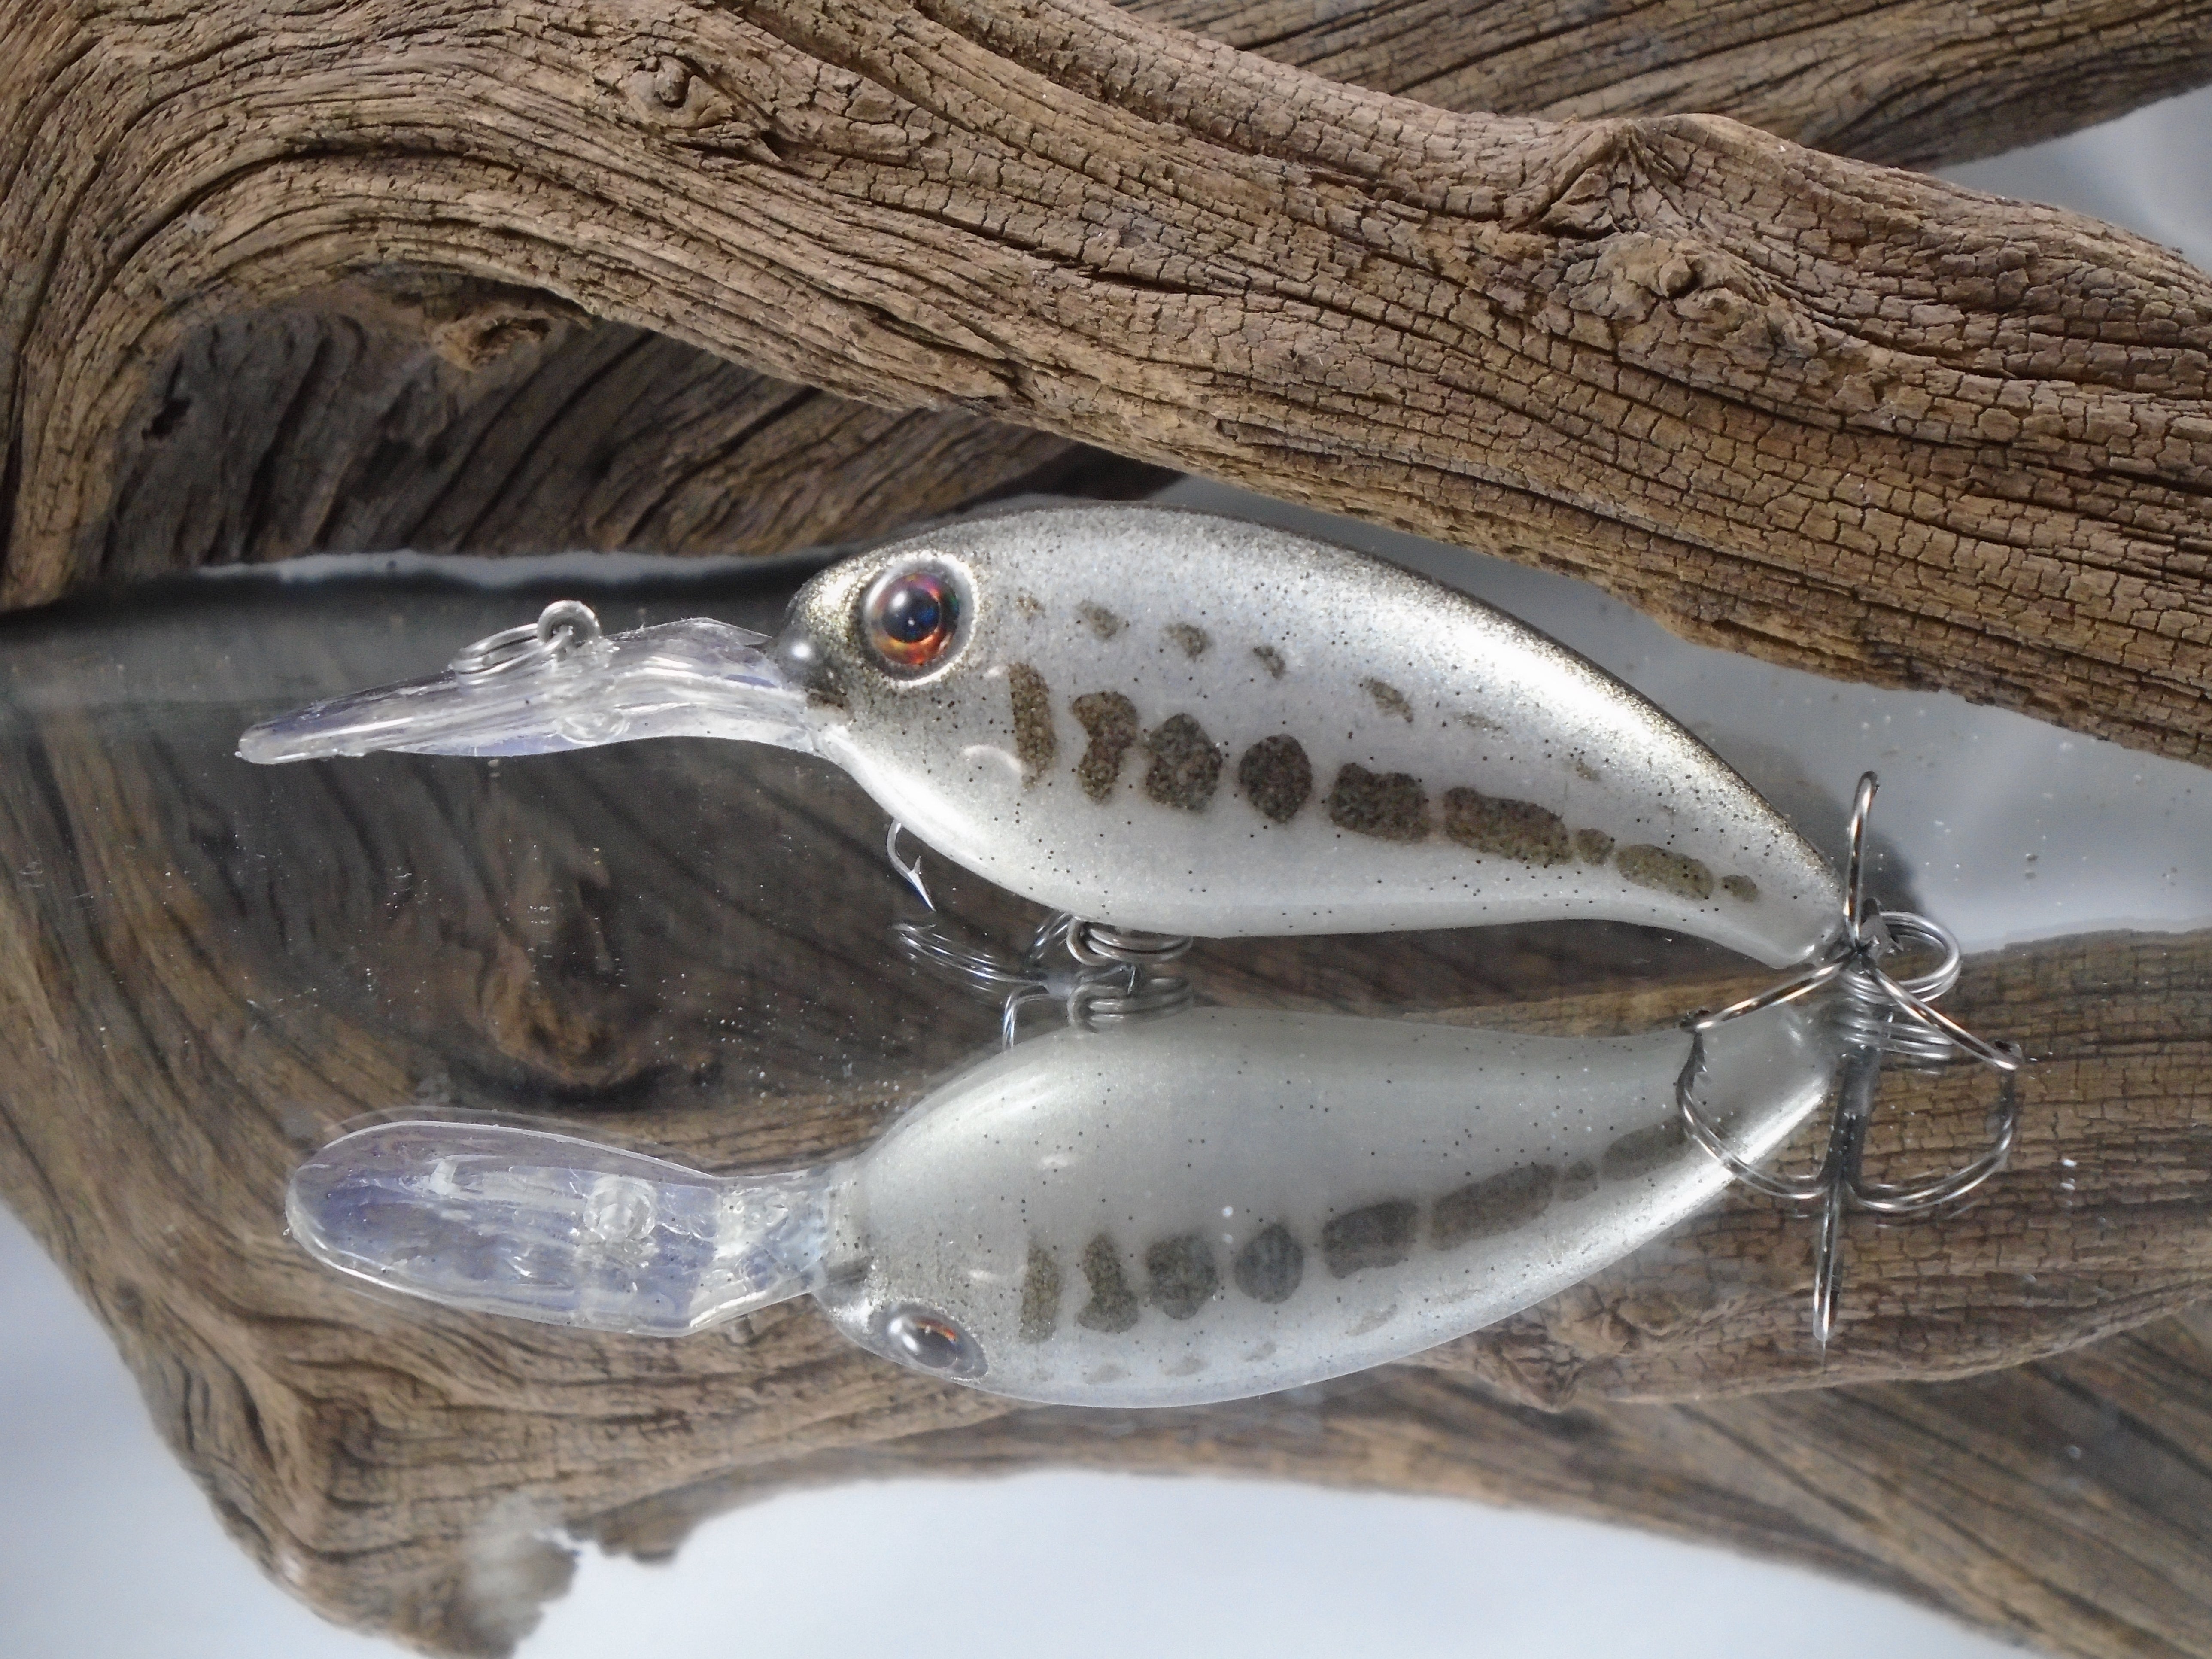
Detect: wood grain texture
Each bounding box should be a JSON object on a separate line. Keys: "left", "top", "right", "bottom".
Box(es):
{"left": 94, "top": 277, "right": 1167, "bottom": 583}
{"left": 69, "top": 0, "right": 2212, "bottom": 592}
{"left": 2, "top": 577, "right": 2209, "bottom": 1655}
{"left": 1143, "top": 0, "right": 2212, "bottom": 169}
{"left": 622, "top": 1313, "right": 2212, "bottom": 1659}
{"left": 14, "top": 0, "right": 2205, "bottom": 593}
{"left": 1414, "top": 930, "right": 2212, "bottom": 1402}
{"left": 3, "top": 0, "right": 2209, "bottom": 762}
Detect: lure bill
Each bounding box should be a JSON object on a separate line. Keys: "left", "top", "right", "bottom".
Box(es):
{"left": 290, "top": 1003, "right": 1836, "bottom": 1408}
{"left": 240, "top": 507, "right": 1845, "bottom": 968}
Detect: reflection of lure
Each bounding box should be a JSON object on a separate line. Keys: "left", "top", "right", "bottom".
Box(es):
{"left": 241, "top": 506, "right": 1844, "bottom": 967}
{"left": 291, "top": 1004, "right": 1834, "bottom": 1407}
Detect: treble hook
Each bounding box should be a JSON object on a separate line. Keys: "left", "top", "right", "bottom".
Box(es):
{"left": 1679, "top": 772, "right": 2024, "bottom": 1346}
{"left": 882, "top": 826, "right": 1194, "bottom": 1045}
{"left": 885, "top": 820, "right": 934, "bottom": 911}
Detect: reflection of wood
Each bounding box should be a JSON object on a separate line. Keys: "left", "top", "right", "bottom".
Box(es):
{"left": 600, "top": 1313, "right": 2212, "bottom": 1659}
{"left": 2, "top": 582, "right": 2209, "bottom": 1655}
{"left": 1148, "top": 0, "right": 2212, "bottom": 168}
{"left": 1412, "top": 930, "right": 2212, "bottom": 1402}
{"left": 7, "top": 1, "right": 2211, "bottom": 762}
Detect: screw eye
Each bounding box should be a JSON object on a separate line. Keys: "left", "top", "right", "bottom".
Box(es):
{"left": 863, "top": 565, "right": 963, "bottom": 673}
{"left": 881, "top": 1304, "right": 984, "bottom": 1376}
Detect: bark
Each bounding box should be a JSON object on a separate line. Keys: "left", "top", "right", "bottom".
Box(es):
{"left": 2, "top": 573, "right": 2209, "bottom": 1653}
{"left": 1148, "top": 0, "right": 2212, "bottom": 169}
{"left": 3, "top": 0, "right": 2209, "bottom": 763}
{"left": 42, "top": 1, "right": 2204, "bottom": 595}
{"left": 91, "top": 276, "right": 1167, "bottom": 582}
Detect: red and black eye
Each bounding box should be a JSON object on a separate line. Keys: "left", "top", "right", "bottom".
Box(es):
{"left": 863, "top": 565, "right": 963, "bottom": 674}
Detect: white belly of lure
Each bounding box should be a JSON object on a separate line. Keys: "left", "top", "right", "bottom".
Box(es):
{"left": 290, "top": 1003, "right": 1835, "bottom": 1408}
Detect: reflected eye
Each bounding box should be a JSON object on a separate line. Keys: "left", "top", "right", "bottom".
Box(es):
{"left": 881, "top": 1304, "right": 984, "bottom": 1376}
{"left": 864, "top": 566, "right": 962, "bottom": 673}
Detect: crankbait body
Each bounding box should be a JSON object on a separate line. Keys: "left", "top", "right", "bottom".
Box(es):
{"left": 292, "top": 1004, "right": 1834, "bottom": 1407}
{"left": 242, "top": 507, "right": 1843, "bottom": 966}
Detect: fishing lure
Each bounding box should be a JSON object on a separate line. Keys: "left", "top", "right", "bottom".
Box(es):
{"left": 290, "top": 1002, "right": 1835, "bottom": 1407}
{"left": 240, "top": 506, "right": 1843, "bottom": 969}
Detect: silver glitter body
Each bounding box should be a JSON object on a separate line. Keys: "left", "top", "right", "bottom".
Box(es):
{"left": 822, "top": 1004, "right": 1832, "bottom": 1405}
{"left": 242, "top": 505, "right": 1846, "bottom": 964}
{"left": 792, "top": 508, "right": 1843, "bottom": 965}
{"left": 289, "top": 1004, "right": 1834, "bottom": 1408}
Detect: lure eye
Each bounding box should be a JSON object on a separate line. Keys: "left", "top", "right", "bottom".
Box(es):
{"left": 881, "top": 1304, "right": 984, "bottom": 1377}
{"left": 863, "top": 565, "right": 963, "bottom": 674}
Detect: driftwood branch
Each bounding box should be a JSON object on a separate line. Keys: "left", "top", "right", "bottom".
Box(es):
{"left": 48, "top": 1, "right": 2212, "bottom": 593}
{"left": 64, "top": 1, "right": 2206, "bottom": 596}
{"left": 2, "top": 573, "right": 2209, "bottom": 1654}
{"left": 91, "top": 276, "right": 1169, "bottom": 583}
{"left": 591, "top": 1313, "right": 2212, "bottom": 1659}
{"left": 3, "top": 0, "right": 2208, "bottom": 763}
{"left": 8, "top": 0, "right": 2204, "bottom": 596}
{"left": 1146, "top": 0, "right": 2212, "bottom": 168}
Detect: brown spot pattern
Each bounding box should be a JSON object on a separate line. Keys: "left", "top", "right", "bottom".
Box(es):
{"left": 1327, "top": 763, "right": 1428, "bottom": 841}
{"left": 1602, "top": 1118, "right": 1688, "bottom": 1181}
{"left": 1441, "top": 787, "right": 1573, "bottom": 865}
{"left": 1144, "top": 713, "right": 1223, "bottom": 810}
{"left": 1145, "top": 1233, "right": 1218, "bottom": 1319}
{"left": 1237, "top": 735, "right": 1313, "bottom": 823}
{"left": 1075, "top": 1234, "right": 1141, "bottom": 1332}
{"left": 1006, "top": 663, "right": 1055, "bottom": 783}
{"left": 1574, "top": 828, "right": 1616, "bottom": 864}
{"left": 1165, "top": 622, "right": 1210, "bottom": 657}
{"left": 1362, "top": 677, "right": 1414, "bottom": 721}
{"left": 1077, "top": 602, "right": 1124, "bottom": 639}
{"left": 1431, "top": 1164, "right": 1559, "bottom": 1249}
{"left": 1722, "top": 874, "right": 1760, "bottom": 902}
{"left": 1617, "top": 844, "right": 1715, "bottom": 902}
{"left": 1070, "top": 691, "right": 1139, "bottom": 802}
{"left": 1019, "top": 1245, "right": 1061, "bottom": 1342}
{"left": 1233, "top": 1223, "right": 1304, "bottom": 1303}
{"left": 1251, "top": 644, "right": 1285, "bottom": 678}
{"left": 1322, "top": 1200, "right": 1418, "bottom": 1277}
{"left": 1046, "top": 1129, "right": 1709, "bottom": 1328}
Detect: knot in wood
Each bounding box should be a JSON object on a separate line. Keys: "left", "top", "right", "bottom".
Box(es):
{"left": 647, "top": 55, "right": 691, "bottom": 109}
{"left": 1598, "top": 234, "right": 1704, "bottom": 303}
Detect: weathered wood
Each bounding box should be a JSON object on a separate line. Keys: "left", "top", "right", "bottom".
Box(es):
{"left": 94, "top": 277, "right": 1167, "bottom": 583}
{"left": 30, "top": 1, "right": 2208, "bottom": 594}
{"left": 4, "top": 0, "right": 2209, "bottom": 760}
{"left": 600, "top": 1313, "right": 2212, "bottom": 1659}
{"left": 1145, "top": 0, "right": 2212, "bottom": 169}
{"left": 1413, "top": 930, "right": 2212, "bottom": 1402}
{"left": 1, "top": 574, "right": 2209, "bottom": 1655}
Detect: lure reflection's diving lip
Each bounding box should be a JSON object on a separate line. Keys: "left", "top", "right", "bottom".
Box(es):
{"left": 235, "top": 618, "right": 817, "bottom": 765}
{"left": 287, "top": 1118, "right": 836, "bottom": 1337}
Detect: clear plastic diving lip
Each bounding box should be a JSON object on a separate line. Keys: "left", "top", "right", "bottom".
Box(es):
{"left": 288, "top": 1119, "right": 836, "bottom": 1337}
{"left": 236, "top": 614, "right": 815, "bottom": 764}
